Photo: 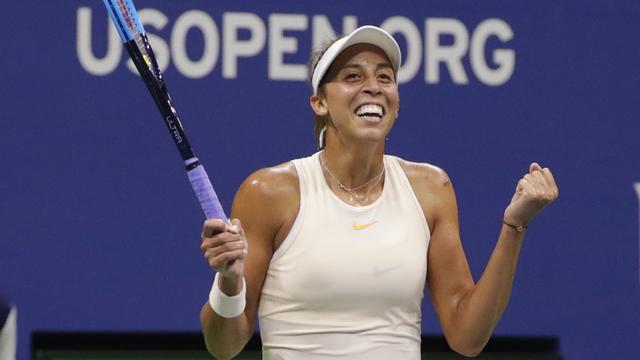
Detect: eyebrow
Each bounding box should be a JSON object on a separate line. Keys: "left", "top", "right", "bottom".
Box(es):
{"left": 340, "top": 62, "right": 394, "bottom": 71}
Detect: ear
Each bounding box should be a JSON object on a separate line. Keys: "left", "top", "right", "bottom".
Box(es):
{"left": 310, "top": 94, "right": 328, "bottom": 116}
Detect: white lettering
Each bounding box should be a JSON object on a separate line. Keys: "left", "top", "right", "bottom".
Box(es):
{"left": 380, "top": 16, "right": 421, "bottom": 84}
{"left": 426, "top": 18, "right": 469, "bottom": 84}
{"left": 269, "top": 14, "right": 308, "bottom": 80}
{"left": 171, "top": 10, "right": 219, "bottom": 79}
{"left": 311, "top": 15, "right": 358, "bottom": 50}
{"left": 77, "top": 7, "right": 121, "bottom": 76}
{"left": 77, "top": 7, "right": 518, "bottom": 86}
{"left": 470, "top": 19, "right": 515, "bottom": 86}
{"left": 223, "top": 12, "right": 266, "bottom": 79}
{"left": 166, "top": 116, "right": 183, "bottom": 143}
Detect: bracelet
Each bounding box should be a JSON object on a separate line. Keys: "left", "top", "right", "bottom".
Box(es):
{"left": 503, "top": 220, "right": 527, "bottom": 233}
{"left": 209, "top": 273, "right": 246, "bottom": 318}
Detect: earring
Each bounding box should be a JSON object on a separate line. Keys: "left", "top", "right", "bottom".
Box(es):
{"left": 318, "top": 126, "right": 327, "bottom": 149}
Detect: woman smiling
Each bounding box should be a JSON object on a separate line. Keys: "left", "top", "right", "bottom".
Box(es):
{"left": 199, "top": 25, "right": 558, "bottom": 360}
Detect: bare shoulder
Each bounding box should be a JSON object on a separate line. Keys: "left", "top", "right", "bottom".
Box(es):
{"left": 393, "top": 157, "right": 454, "bottom": 229}
{"left": 232, "top": 161, "right": 300, "bottom": 247}
{"left": 394, "top": 157, "right": 452, "bottom": 190}
{"left": 233, "top": 161, "right": 299, "bottom": 214}
{"left": 236, "top": 161, "right": 298, "bottom": 198}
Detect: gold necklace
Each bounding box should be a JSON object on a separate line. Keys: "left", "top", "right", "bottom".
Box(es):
{"left": 320, "top": 152, "right": 385, "bottom": 204}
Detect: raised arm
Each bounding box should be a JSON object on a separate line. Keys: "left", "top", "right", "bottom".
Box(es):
{"left": 405, "top": 161, "right": 558, "bottom": 357}
{"left": 199, "top": 163, "right": 299, "bottom": 360}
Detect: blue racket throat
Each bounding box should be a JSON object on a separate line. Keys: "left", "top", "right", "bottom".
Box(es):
{"left": 102, "top": 0, "right": 228, "bottom": 220}
{"left": 103, "top": 0, "right": 144, "bottom": 41}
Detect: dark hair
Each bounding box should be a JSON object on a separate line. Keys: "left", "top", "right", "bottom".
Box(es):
{"left": 308, "top": 36, "right": 345, "bottom": 148}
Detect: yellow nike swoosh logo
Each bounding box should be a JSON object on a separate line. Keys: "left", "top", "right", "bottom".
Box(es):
{"left": 352, "top": 221, "right": 377, "bottom": 231}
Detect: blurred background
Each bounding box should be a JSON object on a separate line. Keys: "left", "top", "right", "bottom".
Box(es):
{"left": 1, "top": 0, "right": 638, "bottom": 359}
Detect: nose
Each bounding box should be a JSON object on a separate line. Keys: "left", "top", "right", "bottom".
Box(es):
{"left": 362, "top": 75, "right": 382, "bottom": 96}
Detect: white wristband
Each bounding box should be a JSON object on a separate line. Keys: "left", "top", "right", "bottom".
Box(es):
{"left": 209, "top": 273, "right": 246, "bottom": 318}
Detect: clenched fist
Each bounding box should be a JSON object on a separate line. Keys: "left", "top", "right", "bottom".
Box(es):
{"left": 504, "top": 163, "right": 559, "bottom": 228}
{"left": 201, "top": 218, "right": 248, "bottom": 281}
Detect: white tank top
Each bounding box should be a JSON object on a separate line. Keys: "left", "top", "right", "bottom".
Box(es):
{"left": 258, "top": 152, "right": 430, "bottom": 360}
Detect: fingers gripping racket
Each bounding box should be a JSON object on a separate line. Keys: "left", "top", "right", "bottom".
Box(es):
{"left": 103, "top": 0, "right": 227, "bottom": 220}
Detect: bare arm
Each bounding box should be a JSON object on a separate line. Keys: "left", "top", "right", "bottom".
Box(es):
{"left": 199, "top": 164, "right": 299, "bottom": 360}
{"left": 404, "top": 161, "right": 558, "bottom": 357}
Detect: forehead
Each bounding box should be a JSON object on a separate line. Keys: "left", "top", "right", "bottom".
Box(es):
{"left": 326, "top": 43, "right": 393, "bottom": 75}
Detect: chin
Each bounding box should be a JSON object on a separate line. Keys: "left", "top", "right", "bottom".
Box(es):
{"left": 355, "top": 130, "right": 388, "bottom": 144}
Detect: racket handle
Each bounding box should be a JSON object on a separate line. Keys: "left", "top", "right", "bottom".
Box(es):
{"left": 185, "top": 158, "right": 227, "bottom": 220}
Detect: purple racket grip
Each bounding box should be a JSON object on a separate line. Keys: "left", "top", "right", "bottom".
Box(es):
{"left": 186, "top": 159, "right": 227, "bottom": 220}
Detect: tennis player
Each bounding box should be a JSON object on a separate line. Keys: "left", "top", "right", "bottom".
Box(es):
{"left": 199, "top": 25, "right": 558, "bottom": 360}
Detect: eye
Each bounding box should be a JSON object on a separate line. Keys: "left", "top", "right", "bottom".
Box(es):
{"left": 377, "top": 73, "right": 393, "bottom": 82}
{"left": 345, "top": 73, "right": 361, "bottom": 80}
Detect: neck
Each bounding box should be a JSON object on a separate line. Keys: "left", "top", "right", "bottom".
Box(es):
{"left": 321, "top": 135, "right": 385, "bottom": 189}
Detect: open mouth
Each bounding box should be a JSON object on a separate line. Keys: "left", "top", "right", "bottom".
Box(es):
{"left": 355, "top": 104, "right": 384, "bottom": 119}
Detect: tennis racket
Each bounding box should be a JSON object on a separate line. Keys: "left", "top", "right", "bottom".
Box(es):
{"left": 103, "top": 0, "right": 227, "bottom": 220}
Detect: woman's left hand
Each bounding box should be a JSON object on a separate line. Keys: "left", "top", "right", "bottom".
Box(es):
{"left": 503, "top": 163, "right": 559, "bottom": 227}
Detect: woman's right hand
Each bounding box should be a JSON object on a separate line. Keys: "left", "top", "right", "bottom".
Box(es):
{"left": 201, "top": 218, "right": 248, "bottom": 291}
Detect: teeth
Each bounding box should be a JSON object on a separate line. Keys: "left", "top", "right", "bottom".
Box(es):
{"left": 356, "top": 104, "right": 383, "bottom": 117}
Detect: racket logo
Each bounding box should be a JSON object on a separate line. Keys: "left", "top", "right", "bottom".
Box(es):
{"left": 142, "top": 54, "right": 153, "bottom": 68}
{"left": 166, "top": 116, "right": 184, "bottom": 143}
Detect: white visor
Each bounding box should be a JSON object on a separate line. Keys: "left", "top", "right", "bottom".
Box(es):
{"left": 311, "top": 25, "right": 401, "bottom": 95}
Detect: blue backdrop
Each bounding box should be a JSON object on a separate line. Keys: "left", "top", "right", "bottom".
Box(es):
{"left": 1, "top": 1, "right": 638, "bottom": 359}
